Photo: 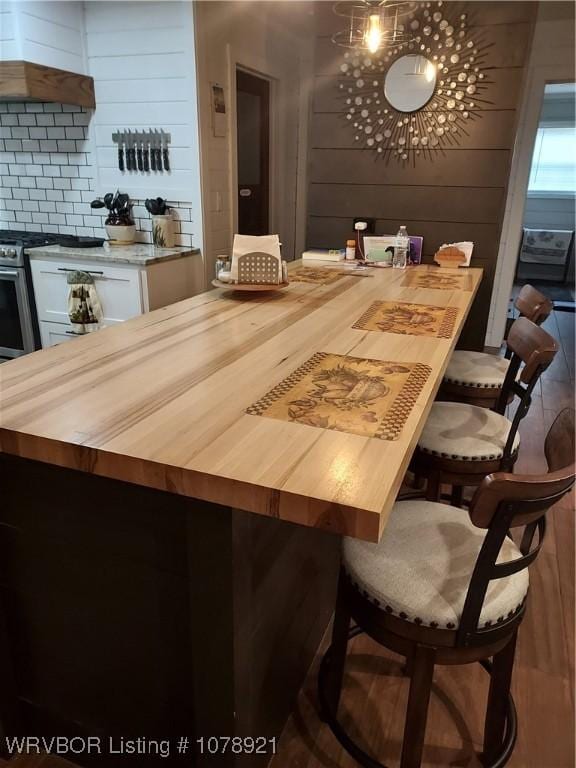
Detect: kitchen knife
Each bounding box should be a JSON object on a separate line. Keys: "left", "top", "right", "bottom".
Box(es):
{"left": 117, "top": 131, "right": 125, "bottom": 171}
{"left": 154, "top": 129, "right": 163, "bottom": 172}
{"left": 161, "top": 132, "right": 170, "bottom": 172}
{"left": 127, "top": 130, "right": 137, "bottom": 172}
{"left": 136, "top": 132, "right": 143, "bottom": 172}
{"left": 143, "top": 133, "right": 150, "bottom": 172}
{"left": 149, "top": 131, "right": 156, "bottom": 171}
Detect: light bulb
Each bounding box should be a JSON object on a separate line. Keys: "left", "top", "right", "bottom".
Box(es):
{"left": 365, "top": 14, "right": 382, "bottom": 54}
{"left": 425, "top": 60, "right": 436, "bottom": 82}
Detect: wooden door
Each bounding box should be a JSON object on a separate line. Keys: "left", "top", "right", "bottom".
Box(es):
{"left": 236, "top": 69, "right": 270, "bottom": 235}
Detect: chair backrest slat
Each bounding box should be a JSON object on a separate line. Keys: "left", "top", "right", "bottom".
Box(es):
{"left": 457, "top": 408, "right": 575, "bottom": 645}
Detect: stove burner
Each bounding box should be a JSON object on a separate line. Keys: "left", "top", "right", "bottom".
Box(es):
{"left": 0, "top": 230, "right": 63, "bottom": 248}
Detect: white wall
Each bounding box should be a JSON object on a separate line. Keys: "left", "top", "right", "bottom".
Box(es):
{"left": 0, "top": 0, "right": 86, "bottom": 73}
{"left": 194, "top": 1, "right": 313, "bottom": 283}
{"left": 486, "top": 1, "right": 575, "bottom": 347}
{"left": 85, "top": 1, "right": 203, "bottom": 222}
{"left": 0, "top": 1, "right": 204, "bottom": 257}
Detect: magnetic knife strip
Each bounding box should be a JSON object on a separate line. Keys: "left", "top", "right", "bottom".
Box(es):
{"left": 112, "top": 129, "right": 171, "bottom": 172}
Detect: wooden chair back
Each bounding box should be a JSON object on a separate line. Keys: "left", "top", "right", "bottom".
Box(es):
{"left": 514, "top": 284, "right": 554, "bottom": 326}
{"left": 457, "top": 408, "right": 575, "bottom": 645}
{"left": 496, "top": 318, "right": 558, "bottom": 460}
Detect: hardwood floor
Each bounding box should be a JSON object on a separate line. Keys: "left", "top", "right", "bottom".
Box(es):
{"left": 1, "top": 312, "right": 573, "bottom": 768}
{"left": 271, "top": 307, "right": 575, "bottom": 768}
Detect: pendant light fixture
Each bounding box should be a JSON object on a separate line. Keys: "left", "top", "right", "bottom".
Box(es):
{"left": 331, "top": 0, "right": 418, "bottom": 54}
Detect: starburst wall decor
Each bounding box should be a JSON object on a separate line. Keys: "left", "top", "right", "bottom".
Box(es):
{"left": 336, "top": 1, "right": 488, "bottom": 162}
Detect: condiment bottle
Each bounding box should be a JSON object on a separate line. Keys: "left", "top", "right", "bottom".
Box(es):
{"left": 345, "top": 239, "right": 356, "bottom": 261}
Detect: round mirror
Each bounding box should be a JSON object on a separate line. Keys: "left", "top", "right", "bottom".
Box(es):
{"left": 384, "top": 55, "right": 437, "bottom": 112}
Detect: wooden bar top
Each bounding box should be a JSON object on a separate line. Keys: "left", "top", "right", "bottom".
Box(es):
{"left": 0, "top": 262, "right": 481, "bottom": 541}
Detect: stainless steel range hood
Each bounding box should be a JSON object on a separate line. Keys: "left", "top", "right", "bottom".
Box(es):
{"left": 0, "top": 60, "right": 95, "bottom": 108}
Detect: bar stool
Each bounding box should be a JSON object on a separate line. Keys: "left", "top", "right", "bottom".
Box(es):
{"left": 318, "top": 408, "right": 575, "bottom": 768}
{"left": 413, "top": 317, "right": 558, "bottom": 504}
{"left": 440, "top": 284, "right": 553, "bottom": 409}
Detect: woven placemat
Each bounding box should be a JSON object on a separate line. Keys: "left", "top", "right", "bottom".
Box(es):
{"left": 246, "top": 352, "right": 431, "bottom": 440}
{"left": 290, "top": 267, "right": 346, "bottom": 284}
{"left": 401, "top": 271, "right": 473, "bottom": 291}
{"left": 353, "top": 300, "right": 459, "bottom": 338}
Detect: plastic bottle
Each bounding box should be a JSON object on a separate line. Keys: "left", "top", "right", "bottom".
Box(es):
{"left": 345, "top": 239, "right": 356, "bottom": 261}
{"left": 393, "top": 225, "right": 409, "bottom": 269}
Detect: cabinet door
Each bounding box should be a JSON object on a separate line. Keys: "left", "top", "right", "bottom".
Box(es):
{"left": 30, "top": 259, "right": 143, "bottom": 325}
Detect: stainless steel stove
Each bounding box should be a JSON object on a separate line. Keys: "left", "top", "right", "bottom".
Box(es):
{"left": 0, "top": 230, "right": 65, "bottom": 358}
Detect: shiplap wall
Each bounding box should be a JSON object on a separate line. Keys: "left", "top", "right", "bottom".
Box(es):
{"left": 0, "top": 1, "right": 86, "bottom": 72}
{"left": 308, "top": 1, "right": 536, "bottom": 350}
{"left": 85, "top": 0, "right": 203, "bottom": 214}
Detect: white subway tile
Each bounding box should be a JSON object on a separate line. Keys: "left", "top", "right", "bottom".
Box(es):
{"left": 54, "top": 114, "right": 74, "bottom": 126}
{"left": 36, "top": 114, "right": 55, "bottom": 127}
{"left": 66, "top": 214, "right": 84, "bottom": 226}
{"left": 43, "top": 103, "right": 63, "bottom": 113}
{"left": 11, "top": 127, "right": 29, "bottom": 139}
{"left": 61, "top": 166, "right": 79, "bottom": 178}
{"left": 19, "top": 176, "right": 37, "bottom": 188}
{"left": 5, "top": 199, "right": 23, "bottom": 210}
{"left": 62, "top": 104, "right": 81, "bottom": 113}
{"left": 47, "top": 127, "right": 66, "bottom": 139}
{"left": 15, "top": 211, "right": 32, "bottom": 223}
{"left": 29, "top": 128, "right": 47, "bottom": 140}
{"left": 43, "top": 165, "right": 62, "bottom": 177}
{"left": 17, "top": 114, "right": 36, "bottom": 127}
{"left": 12, "top": 188, "right": 30, "bottom": 200}
{"left": 39, "top": 140, "right": 58, "bottom": 152}
{"left": 53, "top": 178, "right": 72, "bottom": 190}
{"left": 36, "top": 178, "right": 54, "bottom": 189}
{"left": 39, "top": 201, "right": 56, "bottom": 213}
{"left": 22, "top": 200, "right": 40, "bottom": 212}
{"left": 24, "top": 103, "right": 44, "bottom": 113}
{"left": 29, "top": 189, "right": 47, "bottom": 200}
{"left": 46, "top": 190, "right": 64, "bottom": 202}
{"left": 22, "top": 139, "right": 40, "bottom": 152}
{"left": 5, "top": 140, "right": 22, "bottom": 151}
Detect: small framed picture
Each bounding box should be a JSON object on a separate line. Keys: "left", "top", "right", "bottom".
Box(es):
{"left": 408, "top": 236, "right": 423, "bottom": 265}
{"left": 364, "top": 236, "right": 396, "bottom": 264}
{"left": 363, "top": 234, "right": 424, "bottom": 265}
{"left": 211, "top": 83, "right": 226, "bottom": 137}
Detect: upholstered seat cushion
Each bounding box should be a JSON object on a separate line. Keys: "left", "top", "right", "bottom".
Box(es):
{"left": 444, "top": 350, "right": 510, "bottom": 389}
{"left": 343, "top": 500, "right": 529, "bottom": 629}
{"left": 418, "top": 401, "right": 520, "bottom": 461}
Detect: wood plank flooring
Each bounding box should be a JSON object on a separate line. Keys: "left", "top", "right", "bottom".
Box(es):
{"left": 270, "top": 308, "right": 575, "bottom": 768}
{"left": 1, "top": 311, "right": 573, "bottom": 768}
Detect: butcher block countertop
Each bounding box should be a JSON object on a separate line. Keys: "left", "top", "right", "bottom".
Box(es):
{"left": 0, "top": 262, "right": 481, "bottom": 541}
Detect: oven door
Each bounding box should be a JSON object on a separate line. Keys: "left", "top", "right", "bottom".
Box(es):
{"left": 0, "top": 266, "right": 35, "bottom": 357}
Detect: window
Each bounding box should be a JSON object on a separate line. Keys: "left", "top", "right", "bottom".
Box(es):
{"left": 528, "top": 124, "right": 576, "bottom": 194}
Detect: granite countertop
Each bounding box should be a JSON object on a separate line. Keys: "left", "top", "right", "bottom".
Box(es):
{"left": 27, "top": 243, "right": 201, "bottom": 266}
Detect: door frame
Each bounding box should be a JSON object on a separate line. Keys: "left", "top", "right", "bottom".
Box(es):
{"left": 227, "top": 50, "right": 277, "bottom": 243}
{"left": 486, "top": 66, "right": 575, "bottom": 348}
{"left": 235, "top": 68, "right": 271, "bottom": 235}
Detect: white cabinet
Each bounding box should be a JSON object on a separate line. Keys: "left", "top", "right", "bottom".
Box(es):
{"left": 30, "top": 252, "right": 202, "bottom": 348}
{"left": 31, "top": 259, "right": 143, "bottom": 327}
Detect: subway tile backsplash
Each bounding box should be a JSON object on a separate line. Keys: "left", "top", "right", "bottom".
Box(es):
{"left": 0, "top": 102, "right": 194, "bottom": 247}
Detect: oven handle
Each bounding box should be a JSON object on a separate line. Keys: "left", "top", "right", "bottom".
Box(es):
{"left": 57, "top": 267, "right": 104, "bottom": 276}
{"left": 0, "top": 270, "right": 19, "bottom": 277}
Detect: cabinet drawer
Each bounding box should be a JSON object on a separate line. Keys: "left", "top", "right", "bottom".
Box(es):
{"left": 30, "top": 259, "right": 143, "bottom": 325}
{"left": 39, "top": 321, "right": 79, "bottom": 348}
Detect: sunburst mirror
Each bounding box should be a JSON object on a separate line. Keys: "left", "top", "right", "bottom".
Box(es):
{"left": 336, "top": 1, "right": 488, "bottom": 161}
